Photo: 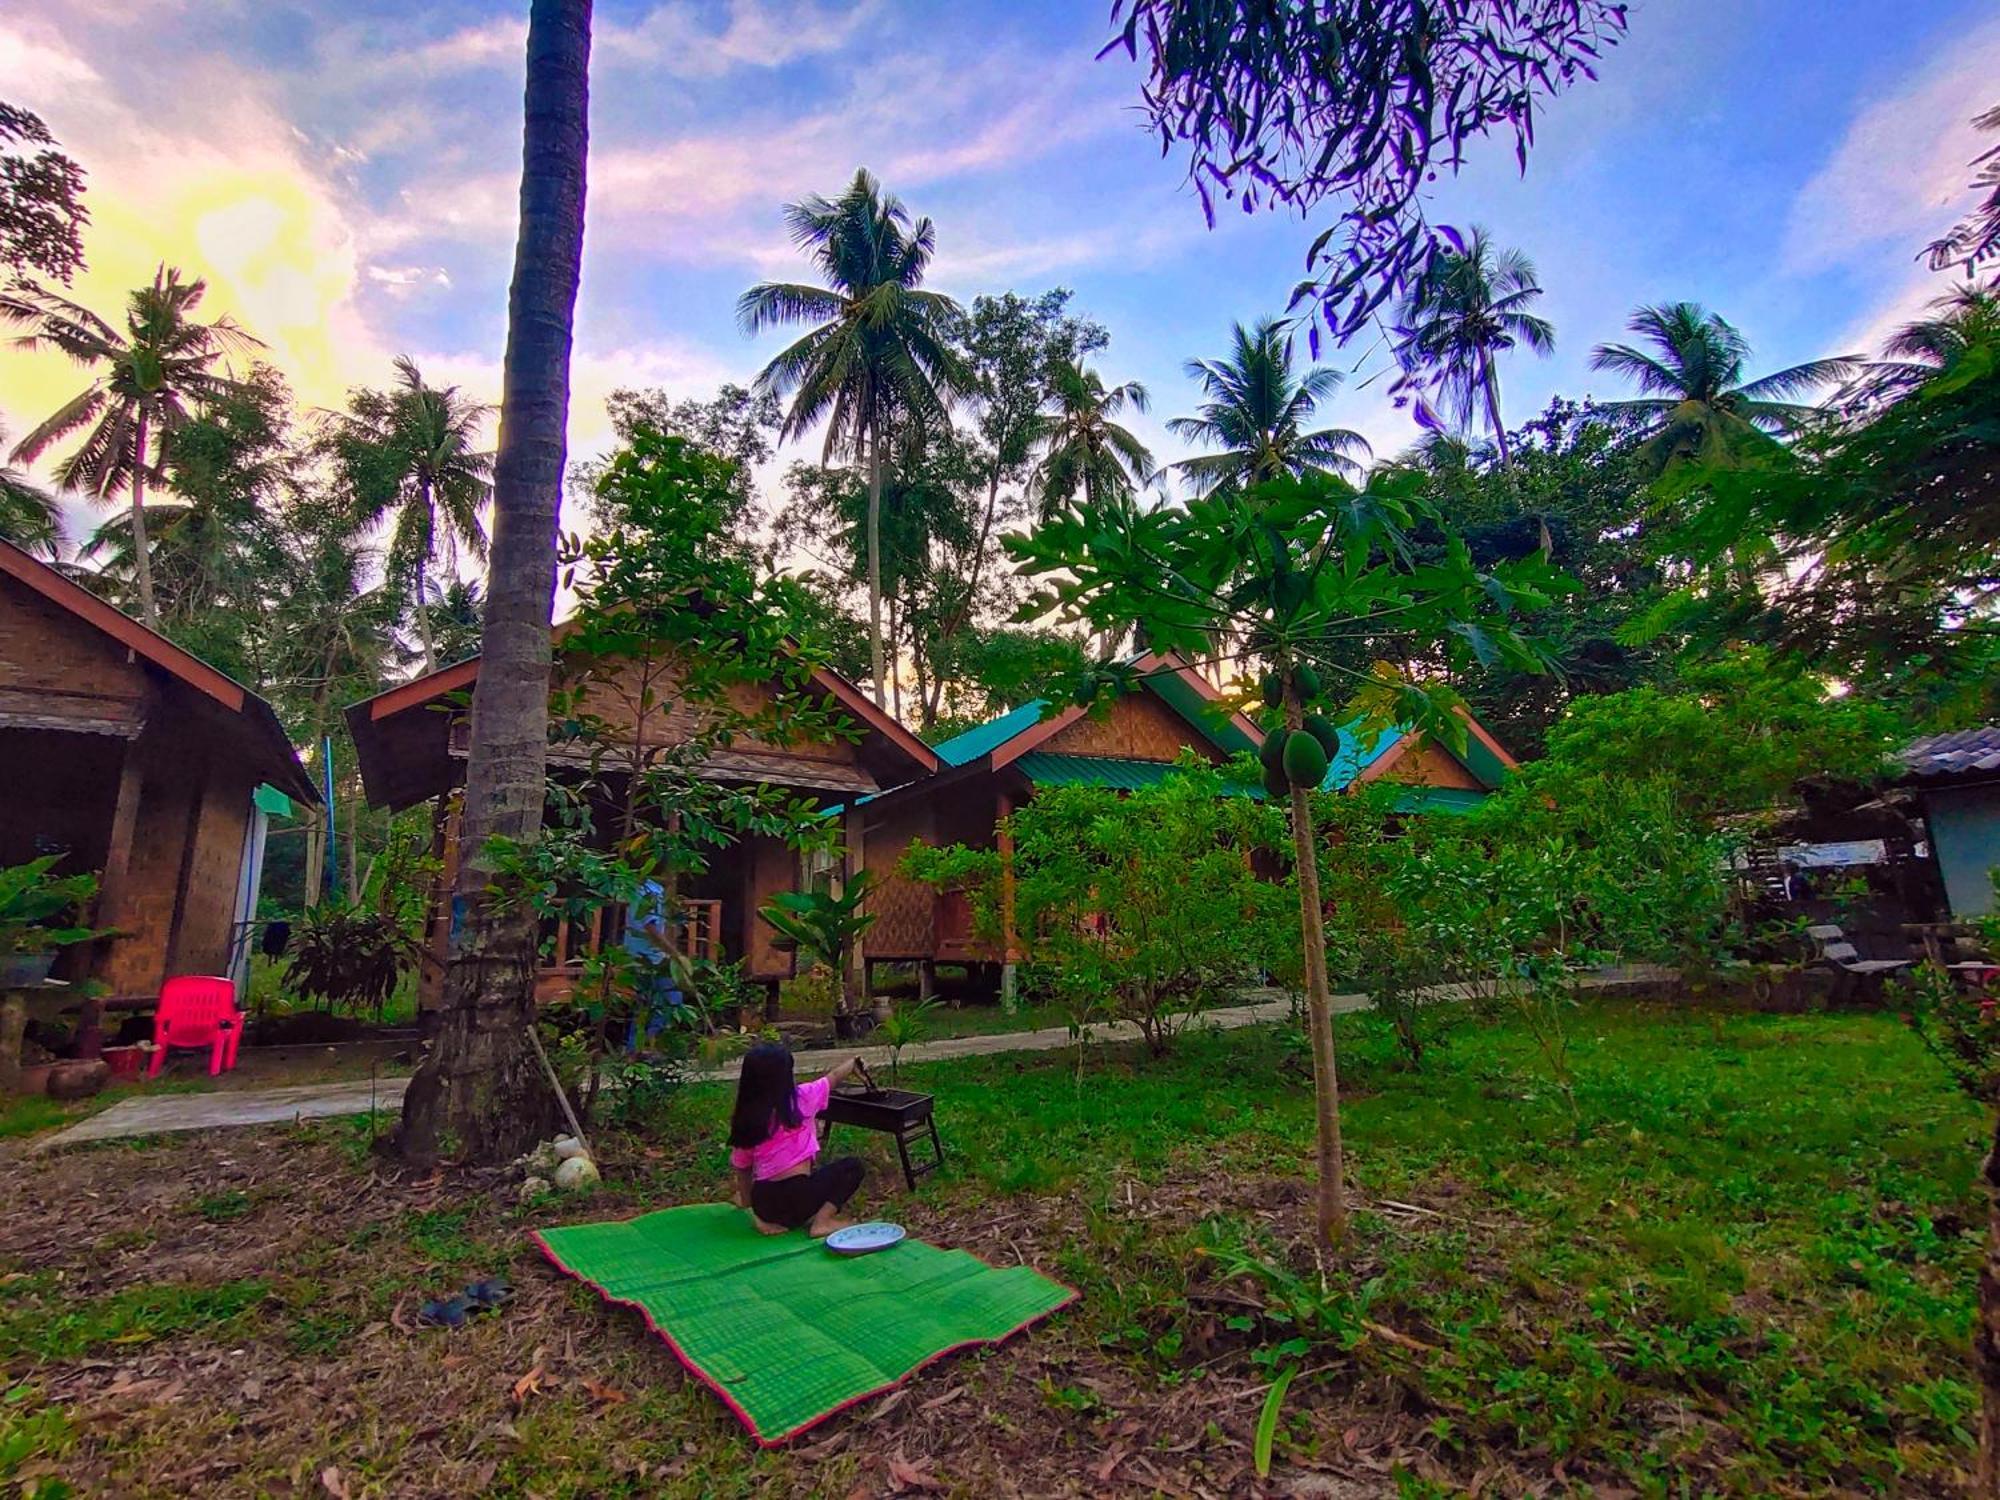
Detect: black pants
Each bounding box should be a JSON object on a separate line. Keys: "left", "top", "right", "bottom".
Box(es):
{"left": 750, "top": 1156, "right": 865, "bottom": 1230}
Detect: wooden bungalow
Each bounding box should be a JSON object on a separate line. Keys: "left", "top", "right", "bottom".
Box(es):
{"left": 1899, "top": 726, "right": 2000, "bottom": 918}
{"left": 0, "top": 540, "right": 316, "bottom": 1002}
{"left": 843, "top": 651, "right": 1519, "bottom": 1003}
{"left": 346, "top": 637, "right": 938, "bottom": 1015}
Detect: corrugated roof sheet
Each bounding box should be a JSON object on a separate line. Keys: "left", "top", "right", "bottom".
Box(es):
{"left": 1322, "top": 722, "right": 1404, "bottom": 790}
{"left": 1901, "top": 726, "right": 2000, "bottom": 780}
{"left": 929, "top": 700, "right": 1048, "bottom": 767}
{"left": 1015, "top": 752, "right": 1258, "bottom": 794}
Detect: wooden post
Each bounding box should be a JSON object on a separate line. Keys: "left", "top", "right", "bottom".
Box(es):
{"left": 843, "top": 806, "right": 868, "bottom": 1015}
{"left": 0, "top": 989, "right": 24, "bottom": 1095}
{"left": 996, "top": 789, "right": 1018, "bottom": 1012}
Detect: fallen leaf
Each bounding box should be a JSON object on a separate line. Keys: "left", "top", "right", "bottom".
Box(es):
{"left": 865, "top": 1387, "right": 909, "bottom": 1423}
{"left": 1095, "top": 1446, "right": 1127, "bottom": 1482}
{"left": 887, "top": 1453, "right": 944, "bottom": 1493}
{"left": 917, "top": 1385, "right": 964, "bottom": 1413}
{"left": 389, "top": 1296, "right": 414, "bottom": 1335}
{"left": 581, "top": 1378, "right": 627, "bottom": 1407}
{"left": 319, "top": 1466, "right": 350, "bottom": 1499}
{"left": 1363, "top": 1320, "right": 1438, "bottom": 1354}
{"left": 511, "top": 1366, "right": 545, "bottom": 1405}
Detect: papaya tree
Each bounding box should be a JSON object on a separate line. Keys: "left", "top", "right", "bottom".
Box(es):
{"left": 1008, "top": 468, "right": 1560, "bottom": 1245}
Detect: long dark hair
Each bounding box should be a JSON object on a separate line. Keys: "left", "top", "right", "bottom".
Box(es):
{"left": 729, "top": 1042, "right": 802, "bottom": 1148}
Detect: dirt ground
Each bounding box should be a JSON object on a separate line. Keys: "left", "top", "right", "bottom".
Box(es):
{"left": 0, "top": 1123, "right": 1514, "bottom": 1499}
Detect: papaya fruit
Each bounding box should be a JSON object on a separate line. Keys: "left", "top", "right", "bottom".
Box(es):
{"left": 1282, "top": 728, "right": 1330, "bottom": 789}
{"left": 1259, "top": 730, "right": 1287, "bottom": 773}
{"left": 1261, "top": 762, "right": 1290, "bottom": 800}
{"left": 1260, "top": 671, "right": 1282, "bottom": 709}
{"left": 1304, "top": 713, "right": 1341, "bottom": 759}
{"left": 1291, "top": 662, "right": 1323, "bottom": 702}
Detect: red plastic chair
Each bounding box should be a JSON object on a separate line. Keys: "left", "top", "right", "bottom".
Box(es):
{"left": 147, "top": 976, "right": 243, "bottom": 1078}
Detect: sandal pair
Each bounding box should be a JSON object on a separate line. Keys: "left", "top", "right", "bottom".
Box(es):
{"left": 418, "top": 1277, "right": 514, "bottom": 1328}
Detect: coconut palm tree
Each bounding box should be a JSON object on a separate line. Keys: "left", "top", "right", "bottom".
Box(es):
{"left": 1588, "top": 303, "right": 1859, "bottom": 475}
{"left": 331, "top": 356, "right": 493, "bottom": 672}
{"left": 1032, "top": 360, "right": 1155, "bottom": 519}
{"left": 0, "top": 423, "right": 59, "bottom": 559}
{"left": 399, "top": 0, "right": 591, "bottom": 1167}
{"left": 1169, "top": 318, "right": 1369, "bottom": 495}
{"left": 1394, "top": 228, "right": 1553, "bottom": 464}
{"left": 0, "top": 266, "right": 260, "bottom": 626}
{"left": 739, "top": 170, "right": 972, "bottom": 707}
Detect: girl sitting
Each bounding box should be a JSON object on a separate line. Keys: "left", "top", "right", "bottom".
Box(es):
{"left": 728, "top": 1042, "right": 866, "bottom": 1238}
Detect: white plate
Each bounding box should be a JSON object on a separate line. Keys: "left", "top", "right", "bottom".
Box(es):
{"left": 824, "top": 1221, "right": 906, "bottom": 1255}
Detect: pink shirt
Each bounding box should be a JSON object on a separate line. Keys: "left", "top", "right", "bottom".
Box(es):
{"left": 729, "top": 1076, "right": 831, "bottom": 1181}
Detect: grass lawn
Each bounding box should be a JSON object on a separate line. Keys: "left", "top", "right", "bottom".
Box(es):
{"left": 0, "top": 1000, "right": 1981, "bottom": 1496}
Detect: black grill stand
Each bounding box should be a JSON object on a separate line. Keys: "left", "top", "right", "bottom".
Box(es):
{"left": 820, "top": 1086, "right": 944, "bottom": 1191}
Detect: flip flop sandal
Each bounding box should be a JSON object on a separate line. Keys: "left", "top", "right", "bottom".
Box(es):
{"left": 418, "top": 1294, "right": 473, "bottom": 1329}
{"left": 463, "top": 1278, "right": 514, "bottom": 1310}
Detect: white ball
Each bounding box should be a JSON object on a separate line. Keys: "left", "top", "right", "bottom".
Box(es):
{"left": 552, "top": 1135, "right": 588, "bottom": 1161}
{"left": 553, "top": 1155, "right": 600, "bottom": 1191}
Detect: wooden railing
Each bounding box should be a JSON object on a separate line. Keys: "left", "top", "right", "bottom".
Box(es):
{"left": 535, "top": 899, "right": 725, "bottom": 1003}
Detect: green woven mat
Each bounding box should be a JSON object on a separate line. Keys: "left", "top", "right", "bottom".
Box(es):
{"left": 534, "top": 1204, "right": 1075, "bottom": 1445}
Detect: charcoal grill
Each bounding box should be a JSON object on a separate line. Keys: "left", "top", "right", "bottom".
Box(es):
{"left": 820, "top": 1061, "right": 943, "bottom": 1191}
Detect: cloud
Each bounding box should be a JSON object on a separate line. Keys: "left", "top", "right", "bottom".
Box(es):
{"left": 600, "top": 0, "right": 880, "bottom": 75}
{"left": 1783, "top": 18, "right": 2000, "bottom": 276}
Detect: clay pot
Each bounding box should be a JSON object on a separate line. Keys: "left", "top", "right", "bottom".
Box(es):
{"left": 102, "top": 1045, "right": 144, "bottom": 1081}
{"left": 46, "top": 1058, "right": 109, "bottom": 1101}
{"left": 14, "top": 1062, "right": 53, "bottom": 1097}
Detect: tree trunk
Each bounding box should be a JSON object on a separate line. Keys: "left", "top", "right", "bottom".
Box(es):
{"left": 1481, "top": 351, "right": 1511, "bottom": 467}
{"left": 865, "top": 414, "right": 886, "bottom": 708}
{"left": 1283, "top": 679, "right": 1348, "bottom": 1247}
{"left": 414, "top": 495, "right": 437, "bottom": 675}
{"left": 1980, "top": 1107, "right": 2000, "bottom": 1496}
{"left": 398, "top": 0, "right": 591, "bottom": 1167}
{"left": 129, "top": 412, "right": 159, "bottom": 629}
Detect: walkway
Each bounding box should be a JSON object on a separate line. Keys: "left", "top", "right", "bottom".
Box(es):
{"left": 40, "top": 967, "right": 1670, "bottom": 1149}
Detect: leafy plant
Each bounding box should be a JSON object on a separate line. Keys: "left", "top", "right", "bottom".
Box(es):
{"left": 873, "top": 996, "right": 937, "bottom": 1085}
{"left": 760, "top": 873, "right": 878, "bottom": 1018}
{"left": 0, "top": 857, "right": 98, "bottom": 959}
{"left": 281, "top": 901, "right": 417, "bottom": 1017}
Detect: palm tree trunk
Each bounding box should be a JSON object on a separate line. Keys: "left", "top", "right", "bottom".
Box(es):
{"left": 129, "top": 412, "right": 159, "bottom": 629}
{"left": 1283, "top": 674, "right": 1348, "bottom": 1247}
{"left": 415, "top": 483, "right": 437, "bottom": 675}
{"left": 1480, "top": 351, "right": 1511, "bottom": 467}
{"left": 399, "top": 0, "right": 591, "bottom": 1167}
{"left": 866, "top": 412, "right": 886, "bottom": 708}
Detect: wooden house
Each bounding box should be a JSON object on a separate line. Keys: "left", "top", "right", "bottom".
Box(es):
{"left": 346, "top": 637, "right": 938, "bottom": 1013}
{"left": 1900, "top": 726, "right": 2000, "bottom": 918}
{"left": 843, "top": 651, "right": 1518, "bottom": 1002}
{"left": 0, "top": 540, "right": 316, "bottom": 1000}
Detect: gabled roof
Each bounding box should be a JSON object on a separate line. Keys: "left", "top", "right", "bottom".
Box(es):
{"left": 926, "top": 652, "right": 1264, "bottom": 775}
{"left": 1901, "top": 726, "right": 2000, "bottom": 782}
{"left": 347, "top": 625, "right": 938, "bottom": 811}
{"left": 0, "top": 540, "right": 316, "bottom": 802}
{"left": 1321, "top": 712, "right": 1516, "bottom": 793}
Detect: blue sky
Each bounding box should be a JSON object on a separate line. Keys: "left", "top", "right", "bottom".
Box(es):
{"left": 3, "top": 0, "right": 1996, "bottom": 518}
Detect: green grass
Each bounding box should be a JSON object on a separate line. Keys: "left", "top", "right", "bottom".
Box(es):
{"left": 0, "top": 1276, "right": 270, "bottom": 1364}
{"left": 654, "top": 1000, "right": 1984, "bottom": 1491}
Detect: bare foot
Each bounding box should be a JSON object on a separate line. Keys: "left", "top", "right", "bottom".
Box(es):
{"left": 807, "top": 1213, "right": 854, "bottom": 1240}
{"left": 752, "top": 1214, "right": 788, "bottom": 1236}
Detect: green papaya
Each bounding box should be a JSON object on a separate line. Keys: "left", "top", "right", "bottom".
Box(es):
{"left": 1282, "top": 728, "right": 1330, "bottom": 789}
{"left": 1258, "top": 730, "right": 1287, "bottom": 773}
{"left": 1261, "top": 762, "right": 1290, "bottom": 800}
{"left": 1260, "top": 671, "right": 1282, "bottom": 709}
{"left": 1291, "top": 663, "right": 1323, "bottom": 702}
{"left": 1303, "top": 713, "right": 1341, "bottom": 759}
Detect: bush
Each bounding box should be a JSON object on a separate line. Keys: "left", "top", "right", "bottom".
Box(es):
{"left": 905, "top": 760, "right": 1288, "bottom": 1063}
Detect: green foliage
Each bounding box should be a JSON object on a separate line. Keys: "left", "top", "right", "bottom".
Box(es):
{"left": 873, "top": 996, "right": 937, "bottom": 1084}
{"left": 281, "top": 901, "right": 418, "bottom": 1016}
{"left": 1499, "top": 649, "right": 1898, "bottom": 822}
{"left": 0, "top": 857, "right": 97, "bottom": 958}
{"left": 905, "top": 761, "right": 1291, "bottom": 1062}
{"left": 1640, "top": 320, "right": 2000, "bottom": 712}
{"left": 1897, "top": 962, "right": 2000, "bottom": 1106}
{"left": 759, "top": 875, "right": 877, "bottom": 1015}
{"left": 0, "top": 1276, "right": 269, "bottom": 1362}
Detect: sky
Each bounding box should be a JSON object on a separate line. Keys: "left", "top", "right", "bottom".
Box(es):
{"left": 2, "top": 0, "right": 1997, "bottom": 543}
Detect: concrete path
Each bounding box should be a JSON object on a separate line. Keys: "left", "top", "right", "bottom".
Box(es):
{"left": 40, "top": 966, "right": 1670, "bottom": 1149}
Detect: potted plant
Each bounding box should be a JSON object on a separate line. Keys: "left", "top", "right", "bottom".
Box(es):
{"left": 760, "top": 873, "right": 880, "bottom": 1036}
{"left": 0, "top": 856, "right": 100, "bottom": 988}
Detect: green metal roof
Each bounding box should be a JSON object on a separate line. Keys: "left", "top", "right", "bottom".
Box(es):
{"left": 252, "top": 783, "right": 295, "bottom": 818}
{"left": 1014, "top": 752, "right": 1252, "bottom": 794}
{"left": 1390, "top": 785, "right": 1488, "bottom": 815}
{"left": 929, "top": 700, "right": 1049, "bottom": 767}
